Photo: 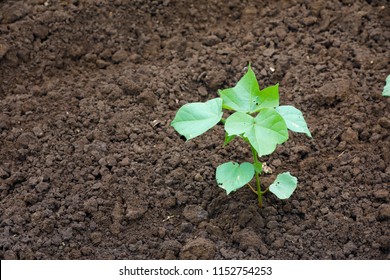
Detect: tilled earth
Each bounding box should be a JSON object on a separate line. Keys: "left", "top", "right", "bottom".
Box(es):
{"left": 0, "top": 0, "right": 389, "bottom": 259}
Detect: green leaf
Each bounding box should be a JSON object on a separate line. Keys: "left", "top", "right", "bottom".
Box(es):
{"left": 269, "top": 172, "right": 298, "bottom": 199}
{"left": 225, "top": 109, "right": 288, "bottom": 156}
{"left": 256, "top": 84, "right": 280, "bottom": 110}
{"left": 248, "top": 109, "right": 288, "bottom": 156}
{"left": 224, "top": 112, "right": 254, "bottom": 135}
{"left": 383, "top": 75, "right": 390, "bottom": 97}
{"left": 216, "top": 162, "right": 255, "bottom": 194}
{"left": 171, "top": 98, "right": 223, "bottom": 140}
{"left": 219, "top": 65, "right": 261, "bottom": 113}
{"left": 276, "top": 105, "right": 312, "bottom": 137}
{"left": 219, "top": 65, "right": 280, "bottom": 113}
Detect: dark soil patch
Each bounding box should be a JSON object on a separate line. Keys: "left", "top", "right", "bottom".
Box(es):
{"left": 0, "top": 0, "right": 389, "bottom": 260}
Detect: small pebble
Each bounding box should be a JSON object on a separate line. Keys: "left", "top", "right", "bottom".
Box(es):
{"left": 194, "top": 173, "right": 203, "bottom": 182}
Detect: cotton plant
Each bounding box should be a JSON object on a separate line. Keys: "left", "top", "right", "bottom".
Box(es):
{"left": 171, "top": 64, "right": 311, "bottom": 207}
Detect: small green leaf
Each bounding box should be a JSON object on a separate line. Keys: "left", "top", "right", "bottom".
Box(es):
{"left": 225, "top": 109, "right": 288, "bottom": 156}
{"left": 171, "top": 98, "right": 223, "bottom": 140}
{"left": 256, "top": 84, "right": 279, "bottom": 110}
{"left": 219, "top": 65, "right": 261, "bottom": 113}
{"left": 219, "top": 65, "right": 280, "bottom": 113}
{"left": 253, "top": 162, "right": 263, "bottom": 174}
{"left": 224, "top": 112, "right": 254, "bottom": 135}
{"left": 223, "top": 133, "right": 236, "bottom": 146}
{"left": 247, "top": 109, "right": 288, "bottom": 156}
{"left": 383, "top": 75, "right": 390, "bottom": 97}
{"left": 276, "top": 105, "right": 312, "bottom": 137}
{"left": 216, "top": 162, "right": 255, "bottom": 194}
{"left": 269, "top": 172, "right": 298, "bottom": 199}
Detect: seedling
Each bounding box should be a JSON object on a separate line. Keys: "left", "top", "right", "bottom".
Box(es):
{"left": 171, "top": 64, "right": 311, "bottom": 207}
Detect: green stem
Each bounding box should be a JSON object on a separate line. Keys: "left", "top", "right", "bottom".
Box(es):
{"left": 251, "top": 146, "right": 263, "bottom": 207}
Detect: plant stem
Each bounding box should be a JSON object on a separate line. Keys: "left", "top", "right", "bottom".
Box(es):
{"left": 247, "top": 183, "right": 258, "bottom": 195}
{"left": 250, "top": 146, "right": 263, "bottom": 207}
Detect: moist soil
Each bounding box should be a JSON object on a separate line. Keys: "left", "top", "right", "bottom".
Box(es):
{"left": 0, "top": 0, "right": 389, "bottom": 260}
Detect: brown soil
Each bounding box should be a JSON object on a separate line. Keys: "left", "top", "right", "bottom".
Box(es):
{"left": 0, "top": 0, "right": 389, "bottom": 260}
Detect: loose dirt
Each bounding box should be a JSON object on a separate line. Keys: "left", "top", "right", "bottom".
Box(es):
{"left": 0, "top": 0, "right": 389, "bottom": 259}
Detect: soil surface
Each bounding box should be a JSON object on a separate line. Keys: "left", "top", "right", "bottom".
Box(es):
{"left": 0, "top": 0, "right": 389, "bottom": 260}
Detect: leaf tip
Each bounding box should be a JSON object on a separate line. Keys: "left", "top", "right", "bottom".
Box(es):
{"left": 383, "top": 74, "right": 390, "bottom": 96}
